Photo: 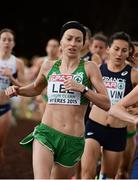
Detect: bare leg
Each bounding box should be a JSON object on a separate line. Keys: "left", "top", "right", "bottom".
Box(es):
{"left": 73, "top": 161, "right": 81, "bottom": 179}
{"left": 101, "top": 149, "right": 123, "bottom": 178}
{"left": 50, "top": 162, "right": 75, "bottom": 179}
{"left": 115, "top": 136, "right": 136, "bottom": 179}
{"left": 81, "top": 139, "right": 101, "bottom": 179}
{"left": 33, "top": 139, "right": 54, "bottom": 179}
{"left": 0, "top": 111, "right": 12, "bottom": 167}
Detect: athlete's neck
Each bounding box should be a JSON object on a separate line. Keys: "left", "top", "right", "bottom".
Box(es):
{"left": 48, "top": 55, "right": 58, "bottom": 61}
{"left": 0, "top": 51, "right": 12, "bottom": 60}
{"left": 107, "top": 61, "right": 126, "bottom": 72}
{"left": 60, "top": 56, "right": 80, "bottom": 74}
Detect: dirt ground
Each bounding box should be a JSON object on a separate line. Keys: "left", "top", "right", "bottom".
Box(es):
{"left": 0, "top": 118, "right": 38, "bottom": 179}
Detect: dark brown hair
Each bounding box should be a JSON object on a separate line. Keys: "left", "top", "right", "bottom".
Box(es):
{"left": 0, "top": 28, "right": 15, "bottom": 41}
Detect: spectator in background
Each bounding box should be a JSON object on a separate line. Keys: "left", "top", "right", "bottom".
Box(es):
{"left": 80, "top": 26, "right": 102, "bottom": 65}
{"left": 126, "top": 41, "right": 138, "bottom": 69}
{"left": 133, "top": 42, "right": 138, "bottom": 69}
{"left": 90, "top": 32, "right": 108, "bottom": 64}
{"left": 29, "top": 55, "right": 44, "bottom": 82}
{"left": 35, "top": 38, "right": 60, "bottom": 119}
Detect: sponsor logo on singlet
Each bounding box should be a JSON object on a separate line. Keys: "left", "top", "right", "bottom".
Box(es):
{"left": 103, "top": 76, "right": 126, "bottom": 105}
{"left": 47, "top": 73, "right": 84, "bottom": 105}
{"left": 121, "top": 71, "right": 128, "bottom": 76}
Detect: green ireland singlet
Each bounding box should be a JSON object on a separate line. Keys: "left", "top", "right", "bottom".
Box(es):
{"left": 46, "top": 59, "right": 91, "bottom": 105}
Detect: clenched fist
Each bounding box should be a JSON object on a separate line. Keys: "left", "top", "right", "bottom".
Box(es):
{"left": 64, "top": 79, "right": 84, "bottom": 92}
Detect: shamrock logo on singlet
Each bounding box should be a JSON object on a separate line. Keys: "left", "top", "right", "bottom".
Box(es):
{"left": 73, "top": 73, "right": 83, "bottom": 83}
{"left": 118, "top": 82, "right": 125, "bottom": 90}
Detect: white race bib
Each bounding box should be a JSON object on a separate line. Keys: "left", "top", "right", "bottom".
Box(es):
{"left": 0, "top": 75, "right": 10, "bottom": 90}
{"left": 104, "top": 78, "right": 126, "bottom": 105}
{"left": 47, "top": 74, "right": 83, "bottom": 105}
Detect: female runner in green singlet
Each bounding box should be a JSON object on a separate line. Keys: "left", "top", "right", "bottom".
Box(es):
{"left": 5, "top": 21, "right": 110, "bottom": 179}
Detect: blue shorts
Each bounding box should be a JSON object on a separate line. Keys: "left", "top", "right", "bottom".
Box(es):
{"left": 85, "top": 119, "right": 127, "bottom": 152}
{"left": 0, "top": 103, "right": 11, "bottom": 116}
